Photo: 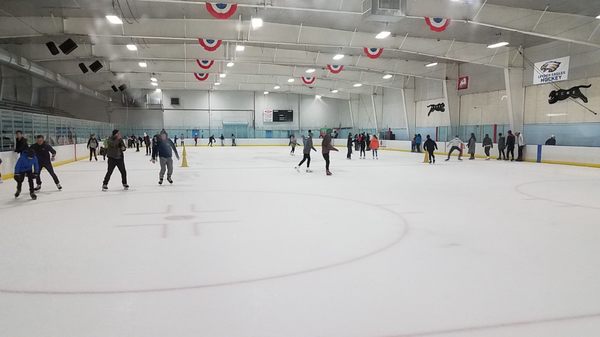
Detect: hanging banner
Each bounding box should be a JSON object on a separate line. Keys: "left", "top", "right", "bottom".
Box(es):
{"left": 364, "top": 47, "right": 384, "bottom": 59}
{"left": 533, "top": 56, "right": 570, "bottom": 85}
{"left": 196, "top": 59, "right": 215, "bottom": 69}
{"left": 263, "top": 109, "right": 273, "bottom": 123}
{"left": 198, "top": 38, "right": 222, "bottom": 52}
{"left": 205, "top": 3, "right": 238, "bottom": 19}
{"left": 327, "top": 64, "right": 344, "bottom": 74}
{"left": 301, "top": 76, "right": 316, "bottom": 85}
{"left": 424, "top": 17, "right": 451, "bottom": 32}
{"left": 193, "top": 73, "right": 210, "bottom": 81}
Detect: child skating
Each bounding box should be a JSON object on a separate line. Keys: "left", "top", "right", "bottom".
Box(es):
{"left": 289, "top": 134, "right": 297, "bottom": 155}
{"left": 295, "top": 130, "right": 317, "bottom": 173}
{"left": 14, "top": 147, "right": 40, "bottom": 200}
{"left": 370, "top": 135, "right": 380, "bottom": 159}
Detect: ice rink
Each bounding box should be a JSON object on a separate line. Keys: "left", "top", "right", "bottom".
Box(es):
{"left": 1, "top": 145, "right": 600, "bottom": 337}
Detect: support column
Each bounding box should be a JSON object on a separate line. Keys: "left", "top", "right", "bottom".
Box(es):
{"left": 503, "top": 48, "right": 525, "bottom": 132}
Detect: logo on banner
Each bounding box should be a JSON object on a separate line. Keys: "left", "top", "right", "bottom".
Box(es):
{"left": 327, "top": 64, "right": 344, "bottom": 74}
{"left": 301, "top": 76, "right": 316, "bottom": 85}
{"left": 363, "top": 47, "right": 384, "bottom": 59}
{"left": 198, "top": 38, "right": 222, "bottom": 52}
{"left": 196, "top": 59, "right": 215, "bottom": 69}
{"left": 424, "top": 17, "right": 451, "bottom": 32}
{"left": 205, "top": 3, "right": 238, "bottom": 19}
{"left": 193, "top": 73, "right": 210, "bottom": 81}
{"left": 534, "top": 56, "right": 570, "bottom": 85}
{"left": 457, "top": 76, "right": 469, "bottom": 90}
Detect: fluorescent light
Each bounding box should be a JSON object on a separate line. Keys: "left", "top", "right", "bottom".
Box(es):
{"left": 138, "top": 62, "right": 147, "bottom": 68}
{"left": 155, "top": 88, "right": 162, "bottom": 93}
{"left": 150, "top": 77, "right": 157, "bottom": 82}
{"left": 264, "top": 91, "right": 269, "bottom": 95}
{"left": 353, "top": 83, "right": 362, "bottom": 87}
{"left": 151, "top": 82, "right": 158, "bottom": 86}
{"left": 251, "top": 17, "right": 263, "bottom": 29}
{"left": 236, "top": 45, "right": 245, "bottom": 52}
{"left": 287, "top": 78, "right": 295, "bottom": 83}
{"left": 546, "top": 113, "right": 568, "bottom": 117}
{"left": 306, "top": 68, "right": 316, "bottom": 73}
{"left": 382, "top": 74, "right": 393, "bottom": 79}
{"left": 425, "top": 62, "right": 438, "bottom": 67}
{"left": 375, "top": 31, "right": 391, "bottom": 39}
{"left": 106, "top": 15, "right": 123, "bottom": 24}
{"left": 126, "top": 44, "right": 137, "bottom": 51}
{"left": 333, "top": 54, "right": 345, "bottom": 60}
{"left": 330, "top": 89, "right": 339, "bottom": 93}
{"left": 226, "top": 62, "right": 234, "bottom": 67}
{"left": 596, "top": 14, "right": 600, "bottom": 19}
{"left": 315, "top": 95, "right": 322, "bottom": 99}
{"left": 214, "top": 82, "right": 221, "bottom": 86}
{"left": 274, "top": 85, "right": 281, "bottom": 89}
{"left": 220, "top": 73, "right": 227, "bottom": 78}
{"left": 487, "top": 41, "right": 509, "bottom": 49}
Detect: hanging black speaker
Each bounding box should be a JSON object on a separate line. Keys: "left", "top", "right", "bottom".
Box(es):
{"left": 118, "top": 84, "right": 127, "bottom": 91}
{"left": 78, "top": 63, "right": 89, "bottom": 73}
{"left": 59, "top": 38, "right": 78, "bottom": 55}
{"left": 89, "top": 60, "right": 103, "bottom": 73}
{"left": 111, "top": 85, "right": 119, "bottom": 92}
{"left": 46, "top": 42, "right": 59, "bottom": 55}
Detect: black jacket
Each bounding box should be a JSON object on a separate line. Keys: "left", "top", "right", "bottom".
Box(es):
{"left": 506, "top": 134, "right": 516, "bottom": 148}
{"left": 424, "top": 139, "right": 438, "bottom": 151}
{"left": 15, "top": 137, "right": 28, "bottom": 154}
{"left": 30, "top": 142, "right": 56, "bottom": 165}
{"left": 152, "top": 138, "right": 179, "bottom": 160}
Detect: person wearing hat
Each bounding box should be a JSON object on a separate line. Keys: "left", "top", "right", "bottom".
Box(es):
{"left": 152, "top": 130, "right": 179, "bottom": 185}
{"left": 102, "top": 130, "right": 128, "bottom": 191}
{"left": 545, "top": 135, "right": 557, "bottom": 146}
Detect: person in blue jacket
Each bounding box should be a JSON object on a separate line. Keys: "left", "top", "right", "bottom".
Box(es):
{"left": 14, "top": 147, "right": 40, "bottom": 200}
{"left": 152, "top": 130, "right": 179, "bottom": 185}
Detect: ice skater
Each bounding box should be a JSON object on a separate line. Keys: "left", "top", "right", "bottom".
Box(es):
{"left": 346, "top": 133, "right": 353, "bottom": 159}
{"left": 289, "top": 134, "right": 297, "bottom": 155}
{"left": 516, "top": 132, "right": 525, "bottom": 162}
{"left": 31, "top": 135, "right": 62, "bottom": 191}
{"left": 208, "top": 135, "right": 215, "bottom": 147}
{"left": 180, "top": 134, "right": 185, "bottom": 147}
{"left": 144, "top": 133, "right": 152, "bottom": 155}
{"left": 482, "top": 134, "right": 493, "bottom": 160}
{"left": 445, "top": 135, "right": 464, "bottom": 161}
{"left": 295, "top": 130, "right": 317, "bottom": 173}
{"left": 370, "top": 135, "right": 380, "bottom": 159}
{"left": 467, "top": 133, "right": 477, "bottom": 160}
{"left": 194, "top": 135, "right": 199, "bottom": 146}
{"left": 497, "top": 133, "right": 506, "bottom": 160}
{"left": 322, "top": 131, "right": 339, "bottom": 176}
{"left": 220, "top": 134, "right": 225, "bottom": 146}
{"left": 87, "top": 134, "right": 99, "bottom": 161}
{"left": 231, "top": 134, "right": 236, "bottom": 146}
{"left": 152, "top": 131, "right": 179, "bottom": 185}
{"left": 359, "top": 133, "right": 367, "bottom": 159}
{"left": 102, "top": 130, "right": 128, "bottom": 191}
{"left": 424, "top": 135, "right": 438, "bottom": 164}
{"left": 14, "top": 130, "right": 28, "bottom": 154}
{"left": 173, "top": 135, "right": 178, "bottom": 148}
{"left": 506, "top": 130, "right": 516, "bottom": 161}
{"left": 14, "top": 147, "right": 40, "bottom": 200}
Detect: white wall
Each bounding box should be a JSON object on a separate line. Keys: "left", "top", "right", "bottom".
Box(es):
{"left": 460, "top": 90, "right": 509, "bottom": 126}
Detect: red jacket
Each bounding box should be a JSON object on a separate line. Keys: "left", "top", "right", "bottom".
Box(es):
{"left": 370, "top": 138, "right": 380, "bottom": 150}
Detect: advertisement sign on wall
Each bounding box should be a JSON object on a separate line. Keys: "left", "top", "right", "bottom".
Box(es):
{"left": 533, "top": 56, "right": 570, "bottom": 85}
{"left": 263, "top": 109, "right": 273, "bottom": 123}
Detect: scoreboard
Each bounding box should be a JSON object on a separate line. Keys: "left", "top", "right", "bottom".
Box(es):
{"left": 273, "top": 110, "right": 293, "bottom": 122}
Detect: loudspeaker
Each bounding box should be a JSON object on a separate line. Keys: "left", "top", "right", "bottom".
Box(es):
{"left": 89, "top": 60, "right": 103, "bottom": 73}
{"left": 46, "top": 42, "right": 59, "bottom": 55}
{"left": 111, "top": 85, "right": 119, "bottom": 92}
{"left": 118, "top": 84, "right": 127, "bottom": 92}
{"left": 59, "top": 38, "right": 78, "bottom": 55}
{"left": 78, "top": 63, "right": 89, "bottom": 73}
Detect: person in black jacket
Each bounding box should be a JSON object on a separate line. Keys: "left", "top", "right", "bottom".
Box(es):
{"left": 14, "top": 130, "right": 28, "bottom": 154}
{"left": 102, "top": 130, "right": 128, "bottom": 191}
{"left": 506, "top": 130, "right": 516, "bottom": 161}
{"left": 423, "top": 135, "right": 438, "bottom": 164}
{"left": 545, "top": 135, "right": 557, "bottom": 146}
{"left": 497, "top": 133, "right": 506, "bottom": 160}
{"left": 152, "top": 131, "right": 179, "bottom": 185}
{"left": 346, "top": 133, "right": 353, "bottom": 160}
{"left": 144, "top": 133, "right": 152, "bottom": 155}
{"left": 87, "top": 134, "right": 99, "bottom": 161}
{"left": 30, "top": 135, "right": 62, "bottom": 191}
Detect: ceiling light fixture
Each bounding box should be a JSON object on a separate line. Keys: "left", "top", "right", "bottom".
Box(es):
{"left": 425, "top": 62, "right": 438, "bottom": 67}
{"left": 155, "top": 88, "right": 162, "bottom": 93}
{"left": 150, "top": 77, "right": 157, "bottom": 82}
{"left": 126, "top": 44, "right": 137, "bottom": 51}
{"left": 330, "top": 89, "right": 339, "bottom": 93}
{"left": 138, "top": 62, "right": 147, "bottom": 68}
{"left": 214, "top": 82, "right": 221, "bottom": 86}
{"left": 315, "top": 94, "right": 322, "bottom": 99}
{"left": 264, "top": 91, "right": 269, "bottom": 95}
{"left": 353, "top": 83, "right": 363, "bottom": 87}
{"left": 382, "top": 74, "right": 393, "bottom": 79}
{"left": 220, "top": 73, "right": 227, "bottom": 78}
{"left": 487, "top": 41, "right": 509, "bottom": 49}
{"left": 105, "top": 15, "right": 123, "bottom": 24}
{"left": 251, "top": 17, "right": 264, "bottom": 29}
{"left": 288, "top": 78, "right": 295, "bottom": 83}
{"left": 306, "top": 68, "right": 316, "bottom": 73}
{"left": 151, "top": 82, "right": 158, "bottom": 86}
{"left": 236, "top": 45, "right": 245, "bottom": 52}
{"left": 274, "top": 85, "right": 281, "bottom": 89}
{"left": 596, "top": 14, "right": 600, "bottom": 19}
{"left": 333, "top": 54, "right": 345, "bottom": 60}
{"left": 227, "top": 62, "right": 235, "bottom": 67}
{"left": 376, "top": 31, "right": 391, "bottom": 39}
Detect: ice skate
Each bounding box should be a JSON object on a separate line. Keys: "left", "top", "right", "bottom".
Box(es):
{"left": 30, "top": 192, "right": 37, "bottom": 200}
{"left": 167, "top": 177, "right": 173, "bottom": 184}
{"left": 123, "top": 184, "right": 130, "bottom": 190}
{"left": 34, "top": 184, "right": 41, "bottom": 191}
{"left": 306, "top": 169, "right": 312, "bottom": 173}
{"left": 15, "top": 188, "right": 21, "bottom": 198}
{"left": 102, "top": 185, "right": 108, "bottom": 191}
{"left": 159, "top": 178, "right": 163, "bottom": 185}
{"left": 326, "top": 171, "right": 332, "bottom": 176}
{"left": 56, "top": 183, "right": 62, "bottom": 190}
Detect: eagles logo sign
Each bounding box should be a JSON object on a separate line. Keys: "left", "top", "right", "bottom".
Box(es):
{"left": 540, "top": 61, "right": 561, "bottom": 73}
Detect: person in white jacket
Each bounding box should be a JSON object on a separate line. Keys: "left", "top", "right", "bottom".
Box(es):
{"left": 516, "top": 132, "right": 525, "bottom": 162}
{"left": 445, "top": 136, "right": 464, "bottom": 161}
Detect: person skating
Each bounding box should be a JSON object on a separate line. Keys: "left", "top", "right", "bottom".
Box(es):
{"left": 322, "top": 131, "right": 339, "bottom": 176}
{"left": 346, "top": 133, "right": 353, "bottom": 159}
{"left": 295, "top": 130, "right": 317, "bottom": 173}
{"left": 231, "top": 134, "right": 237, "bottom": 146}
{"left": 220, "top": 134, "right": 225, "bottom": 146}
{"left": 545, "top": 135, "right": 557, "bottom": 146}
{"left": 14, "top": 130, "right": 28, "bottom": 154}
{"left": 194, "top": 135, "right": 199, "bottom": 146}
{"left": 359, "top": 133, "right": 367, "bottom": 159}
{"left": 173, "top": 135, "right": 178, "bottom": 148}
{"left": 30, "top": 135, "right": 62, "bottom": 191}
{"left": 506, "top": 130, "right": 516, "bottom": 161}
{"left": 289, "top": 134, "right": 297, "bottom": 155}
{"left": 152, "top": 131, "right": 180, "bottom": 185}
{"left": 445, "top": 135, "right": 464, "bottom": 161}
{"left": 180, "top": 134, "right": 185, "bottom": 147}
{"left": 87, "top": 134, "right": 99, "bottom": 161}
{"left": 144, "top": 133, "right": 152, "bottom": 155}
{"left": 482, "top": 134, "right": 493, "bottom": 160}
{"left": 208, "top": 135, "right": 215, "bottom": 147}
{"left": 370, "top": 135, "right": 380, "bottom": 159}
{"left": 497, "top": 133, "right": 506, "bottom": 160}
{"left": 467, "top": 133, "right": 477, "bottom": 160}
{"left": 354, "top": 134, "right": 359, "bottom": 151}
{"left": 135, "top": 134, "right": 140, "bottom": 152}
{"left": 14, "top": 147, "right": 40, "bottom": 200}
{"left": 415, "top": 134, "right": 423, "bottom": 153}
{"left": 516, "top": 132, "right": 525, "bottom": 162}
{"left": 424, "top": 135, "right": 438, "bottom": 164}
{"left": 102, "top": 130, "right": 128, "bottom": 191}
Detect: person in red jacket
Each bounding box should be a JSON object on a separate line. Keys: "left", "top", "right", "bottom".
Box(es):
{"left": 370, "top": 135, "right": 380, "bottom": 160}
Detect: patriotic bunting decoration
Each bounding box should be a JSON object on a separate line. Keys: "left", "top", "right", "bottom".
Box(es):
{"left": 196, "top": 59, "right": 215, "bottom": 69}
{"left": 363, "top": 47, "right": 384, "bottom": 59}
{"left": 205, "top": 3, "right": 238, "bottom": 20}
{"left": 194, "top": 73, "right": 210, "bottom": 81}
{"left": 301, "top": 76, "right": 316, "bottom": 85}
{"left": 198, "top": 38, "right": 222, "bottom": 52}
{"left": 424, "top": 17, "right": 451, "bottom": 32}
{"left": 327, "top": 64, "right": 344, "bottom": 74}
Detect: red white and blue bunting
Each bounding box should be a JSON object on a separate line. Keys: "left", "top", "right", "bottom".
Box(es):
{"left": 424, "top": 17, "right": 451, "bottom": 32}
{"left": 301, "top": 76, "right": 316, "bottom": 85}
{"left": 205, "top": 3, "right": 238, "bottom": 20}
{"left": 198, "top": 38, "right": 223, "bottom": 52}
{"left": 363, "top": 47, "right": 384, "bottom": 59}
{"left": 196, "top": 59, "right": 215, "bottom": 69}
{"left": 327, "top": 64, "right": 344, "bottom": 74}
{"left": 194, "top": 73, "right": 210, "bottom": 81}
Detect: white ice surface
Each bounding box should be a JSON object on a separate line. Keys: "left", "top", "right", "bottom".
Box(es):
{"left": 1, "top": 146, "right": 600, "bottom": 337}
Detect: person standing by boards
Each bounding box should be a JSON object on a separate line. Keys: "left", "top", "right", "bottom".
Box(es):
{"left": 144, "top": 133, "right": 152, "bottom": 155}
{"left": 102, "top": 130, "right": 129, "bottom": 191}
{"left": 506, "top": 130, "right": 516, "bottom": 161}
{"left": 497, "top": 133, "right": 506, "bottom": 161}
{"left": 423, "top": 135, "right": 438, "bottom": 164}
{"left": 467, "top": 133, "right": 477, "bottom": 160}
{"left": 152, "top": 130, "right": 179, "bottom": 185}
{"left": 295, "top": 130, "right": 317, "bottom": 173}
{"left": 482, "top": 134, "right": 493, "bottom": 160}
{"left": 87, "top": 134, "right": 99, "bottom": 161}
{"left": 30, "top": 135, "right": 62, "bottom": 191}
{"left": 322, "top": 131, "right": 339, "bottom": 176}
{"left": 346, "top": 133, "right": 353, "bottom": 160}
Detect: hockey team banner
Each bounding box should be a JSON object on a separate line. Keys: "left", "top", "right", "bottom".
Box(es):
{"left": 263, "top": 109, "right": 273, "bottom": 123}
{"left": 533, "top": 56, "right": 570, "bottom": 85}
